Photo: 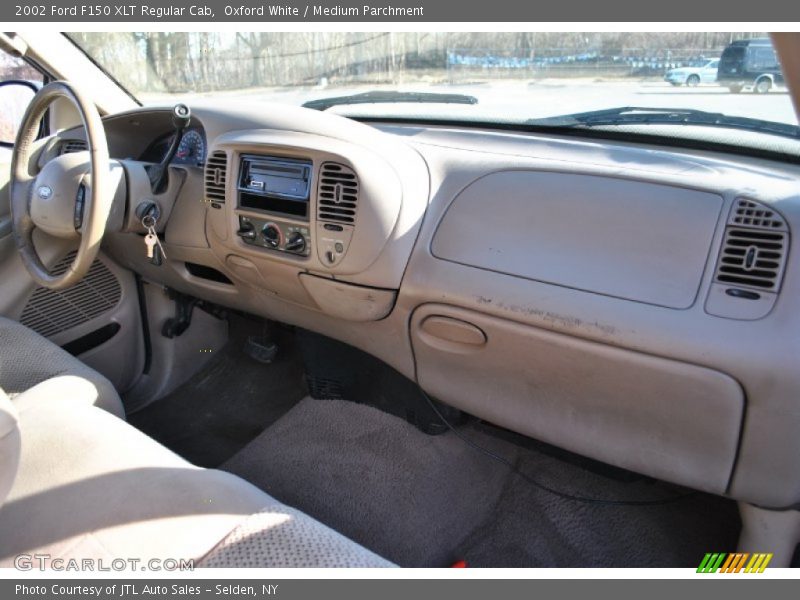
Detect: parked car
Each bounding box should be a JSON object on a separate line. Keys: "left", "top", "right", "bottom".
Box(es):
{"left": 664, "top": 59, "right": 719, "bottom": 87}
{"left": 717, "top": 38, "right": 785, "bottom": 93}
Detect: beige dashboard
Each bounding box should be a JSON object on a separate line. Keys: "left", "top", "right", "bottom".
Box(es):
{"left": 58, "top": 103, "right": 800, "bottom": 510}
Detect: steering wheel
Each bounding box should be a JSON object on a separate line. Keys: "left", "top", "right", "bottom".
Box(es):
{"left": 10, "top": 81, "right": 111, "bottom": 290}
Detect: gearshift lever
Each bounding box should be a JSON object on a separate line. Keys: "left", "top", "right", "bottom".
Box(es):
{"left": 149, "top": 103, "right": 191, "bottom": 194}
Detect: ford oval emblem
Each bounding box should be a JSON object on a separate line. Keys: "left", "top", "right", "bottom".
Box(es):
{"left": 37, "top": 185, "right": 53, "bottom": 200}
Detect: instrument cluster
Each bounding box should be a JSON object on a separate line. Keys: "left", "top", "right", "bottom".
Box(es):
{"left": 139, "top": 127, "right": 206, "bottom": 166}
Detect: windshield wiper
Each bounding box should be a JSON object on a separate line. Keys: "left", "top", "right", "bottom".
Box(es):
{"left": 303, "top": 90, "right": 478, "bottom": 111}
{"left": 528, "top": 107, "right": 800, "bottom": 140}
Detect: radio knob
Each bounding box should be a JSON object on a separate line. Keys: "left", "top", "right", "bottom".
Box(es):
{"left": 285, "top": 232, "right": 306, "bottom": 254}
{"left": 261, "top": 223, "right": 281, "bottom": 248}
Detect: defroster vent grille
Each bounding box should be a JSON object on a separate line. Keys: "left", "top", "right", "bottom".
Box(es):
{"left": 20, "top": 253, "right": 122, "bottom": 338}
{"left": 729, "top": 198, "right": 785, "bottom": 230}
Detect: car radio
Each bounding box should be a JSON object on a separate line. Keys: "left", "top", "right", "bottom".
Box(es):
{"left": 237, "top": 154, "right": 312, "bottom": 219}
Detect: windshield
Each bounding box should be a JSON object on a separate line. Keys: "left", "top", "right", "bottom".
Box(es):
{"left": 67, "top": 32, "right": 798, "bottom": 140}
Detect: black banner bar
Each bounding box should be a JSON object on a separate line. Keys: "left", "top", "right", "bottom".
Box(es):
{"left": 3, "top": 0, "right": 800, "bottom": 22}
{"left": 3, "top": 579, "right": 800, "bottom": 600}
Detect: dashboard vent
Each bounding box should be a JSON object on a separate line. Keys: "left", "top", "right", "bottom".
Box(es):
{"left": 20, "top": 252, "right": 121, "bottom": 338}
{"left": 204, "top": 151, "right": 228, "bottom": 202}
{"left": 729, "top": 198, "right": 785, "bottom": 230}
{"left": 60, "top": 139, "right": 87, "bottom": 154}
{"left": 317, "top": 162, "right": 358, "bottom": 224}
{"left": 714, "top": 228, "right": 788, "bottom": 291}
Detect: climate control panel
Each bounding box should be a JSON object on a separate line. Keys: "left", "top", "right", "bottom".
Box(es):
{"left": 237, "top": 215, "right": 311, "bottom": 257}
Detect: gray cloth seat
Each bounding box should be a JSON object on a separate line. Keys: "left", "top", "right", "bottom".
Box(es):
{"left": 0, "top": 389, "right": 392, "bottom": 568}
{"left": 0, "top": 316, "right": 124, "bottom": 418}
{"left": 0, "top": 389, "right": 20, "bottom": 510}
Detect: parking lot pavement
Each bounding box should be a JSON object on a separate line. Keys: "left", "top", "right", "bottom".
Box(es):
{"left": 435, "top": 80, "right": 798, "bottom": 124}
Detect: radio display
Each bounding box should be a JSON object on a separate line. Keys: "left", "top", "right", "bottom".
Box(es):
{"left": 238, "top": 154, "right": 312, "bottom": 219}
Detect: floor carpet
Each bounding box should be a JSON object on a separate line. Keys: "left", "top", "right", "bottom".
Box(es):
{"left": 223, "top": 397, "right": 740, "bottom": 567}
{"left": 128, "top": 316, "right": 307, "bottom": 467}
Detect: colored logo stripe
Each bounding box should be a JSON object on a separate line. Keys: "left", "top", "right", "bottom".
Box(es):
{"left": 721, "top": 553, "right": 750, "bottom": 573}
{"left": 745, "top": 553, "right": 773, "bottom": 573}
{"left": 697, "top": 552, "right": 773, "bottom": 573}
{"left": 697, "top": 553, "right": 726, "bottom": 573}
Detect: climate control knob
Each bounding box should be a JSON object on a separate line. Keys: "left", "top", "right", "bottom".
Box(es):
{"left": 261, "top": 223, "right": 281, "bottom": 248}
{"left": 236, "top": 220, "right": 256, "bottom": 241}
{"left": 285, "top": 232, "right": 307, "bottom": 254}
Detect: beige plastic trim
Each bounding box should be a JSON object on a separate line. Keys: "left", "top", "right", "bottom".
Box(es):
{"left": 123, "top": 283, "right": 228, "bottom": 412}
{"left": 738, "top": 502, "right": 800, "bottom": 568}
{"left": 165, "top": 167, "right": 208, "bottom": 249}
{"left": 299, "top": 274, "right": 396, "bottom": 322}
{"left": 431, "top": 170, "right": 723, "bottom": 309}
{"left": 98, "top": 103, "right": 800, "bottom": 507}
{"left": 211, "top": 131, "right": 402, "bottom": 281}
{"left": 411, "top": 303, "right": 745, "bottom": 494}
{"left": 13, "top": 32, "right": 136, "bottom": 115}
{"left": 182, "top": 101, "right": 430, "bottom": 290}
{"left": 120, "top": 161, "right": 186, "bottom": 233}
{"left": 771, "top": 34, "right": 800, "bottom": 124}
{"left": 0, "top": 33, "right": 27, "bottom": 57}
{"left": 104, "top": 232, "right": 418, "bottom": 382}
{"left": 397, "top": 129, "right": 800, "bottom": 507}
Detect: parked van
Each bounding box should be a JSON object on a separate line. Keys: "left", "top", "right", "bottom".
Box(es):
{"left": 717, "top": 38, "right": 785, "bottom": 93}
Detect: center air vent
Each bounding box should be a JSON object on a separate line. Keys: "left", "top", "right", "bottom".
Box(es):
{"left": 317, "top": 162, "right": 358, "bottom": 224}
{"left": 204, "top": 151, "right": 228, "bottom": 202}
{"left": 60, "top": 140, "right": 87, "bottom": 154}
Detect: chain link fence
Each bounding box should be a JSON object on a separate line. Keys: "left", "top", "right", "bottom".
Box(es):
{"left": 445, "top": 48, "right": 724, "bottom": 80}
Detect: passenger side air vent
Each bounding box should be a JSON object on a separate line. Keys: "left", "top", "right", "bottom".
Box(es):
{"left": 708, "top": 199, "right": 789, "bottom": 320}
{"left": 204, "top": 151, "right": 228, "bottom": 202}
{"left": 714, "top": 228, "right": 788, "bottom": 291}
{"left": 317, "top": 162, "right": 358, "bottom": 224}
{"left": 729, "top": 198, "right": 785, "bottom": 229}
{"left": 20, "top": 252, "right": 122, "bottom": 338}
{"left": 60, "top": 139, "right": 87, "bottom": 154}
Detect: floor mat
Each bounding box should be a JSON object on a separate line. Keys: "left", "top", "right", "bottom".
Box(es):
{"left": 128, "top": 317, "right": 307, "bottom": 467}
{"left": 223, "top": 398, "right": 740, "bottom": 568}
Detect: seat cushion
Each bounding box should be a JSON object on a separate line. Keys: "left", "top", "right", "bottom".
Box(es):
{"left": 0, "top": 389, "right": 20, "bottom": 509}
{"left": 199, "top": 504, "right": 396, "bottom": 568}
{"left": 0, "top": 394, "right": 392, "bottom": 568}
{"left": 0, "top": 316, "right": 124, "bottom": 418}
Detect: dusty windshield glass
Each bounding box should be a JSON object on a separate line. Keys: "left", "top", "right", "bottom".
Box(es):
{"left": 68, "top": 32, "right": 798, "bottom": 136}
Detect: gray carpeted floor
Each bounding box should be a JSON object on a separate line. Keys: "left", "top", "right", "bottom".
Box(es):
{"left": 128, "top": 317, "right": 306, "bottom": 467}
{"left": 223, "top": 398, "right": 740, "bottom": 568}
